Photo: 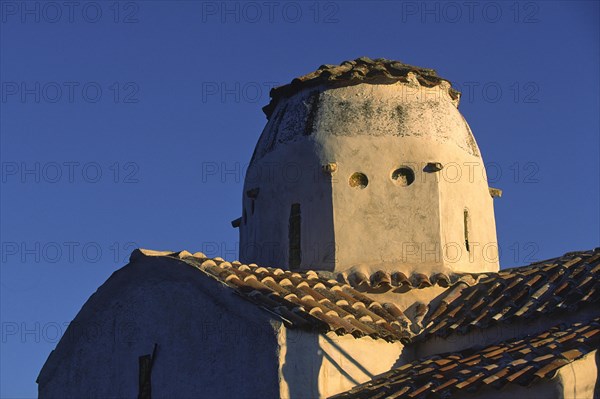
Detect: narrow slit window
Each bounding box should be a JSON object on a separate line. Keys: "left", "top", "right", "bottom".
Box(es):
{"left": 138, "top": 344, "right": 157, "bottom": 399}
{"left": 464, "top": 209, "right": 470, "bottom": 252}
{"left": 138, "top": 354, "right": 152, "bottom": 399}
{"left": 289, "top": 203, "right": 301, "bottom": 269}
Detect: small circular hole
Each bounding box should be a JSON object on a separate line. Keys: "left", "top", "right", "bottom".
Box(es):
{"left": 349, "top": 172, "right": 368, "bottom": 189}
{"left": 391, "top": 167, "right": 415, "bottom": 186}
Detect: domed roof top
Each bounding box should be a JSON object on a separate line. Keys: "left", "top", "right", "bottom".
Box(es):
{"left": 263, "top": 57, "right": 460, "bottom": 117}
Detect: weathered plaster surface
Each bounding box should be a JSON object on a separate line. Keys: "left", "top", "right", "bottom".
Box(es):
{"left": 278, "top": 329, "right": 405, "bottom": 399}
{"left": 240, "top": 79, "right": 498, "bottom": 275}
{"left": 557, "top": 350, "right": 598, "bottom": 399}
{"left": 38, "top": 257, "right": 281, "bottom": 399}
{"left": 38, "top": 254, "right": 408, "bottom": 399}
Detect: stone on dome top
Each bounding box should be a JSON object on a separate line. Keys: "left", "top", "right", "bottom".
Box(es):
{"left": 263, "top": 57, "right": 461, "bottom": 117}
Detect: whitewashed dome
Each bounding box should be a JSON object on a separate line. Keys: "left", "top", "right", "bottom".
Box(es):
{"left": 240, "top": 57, "right": 499, "bottom": 275}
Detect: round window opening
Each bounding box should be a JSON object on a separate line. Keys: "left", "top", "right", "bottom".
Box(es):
{"left": 391, "top": 167, "right": 415, "bottom": 186}
{"left": 349, "top": 172, "right": 369, "bottom": 189}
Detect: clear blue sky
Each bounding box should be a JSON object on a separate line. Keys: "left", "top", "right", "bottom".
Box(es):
{"left": 1, "top": 1, "right": 598, "bottom": 397}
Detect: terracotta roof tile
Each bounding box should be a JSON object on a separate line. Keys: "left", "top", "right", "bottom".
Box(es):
{"left": 132, "top": 250, "right": 411, "bottom": 342}
{"left": 263, "top": 57, "right": 459, "bottom": 117}
{"left": 330, "top": 317, "right": 600, "bottom": 399}
{"left": 337, "top": 269, "right": 486, "bottom": 293}
{"left": 419, "top": 249, "right": 600, "bottom": 340}
{"left": 132, "top": 248, "right": 599, "bottom": 346}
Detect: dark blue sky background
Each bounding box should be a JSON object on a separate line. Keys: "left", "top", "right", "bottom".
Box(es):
{"left": 1, "top": 1, "right": 598, "bottom": 397}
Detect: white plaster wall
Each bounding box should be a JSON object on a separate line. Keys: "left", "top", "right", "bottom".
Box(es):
{"left": 278, "top": 329, "right": 405, "bottom": 399}
{"left": 240, "top": 78, "right": 499, "bottom": 274}
{"left": 437, "top": 144, "right": 499, "bottom": 272}
{"left": 240, "top": 137, "right": 335, "bottom": 270}
{"left": 37, "top": 256, "right": 282, "bottom": 399}
{"left": 240, "top": 85, "right": 338, "bottom": 270}
{"left": 558, "top": 350, "right": 599, "bottom": 399}
{"left": 322, "top": 134, "right": 444, "bottom": 270}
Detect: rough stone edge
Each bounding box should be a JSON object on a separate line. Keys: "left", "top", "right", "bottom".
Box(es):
{"left": 263, "top": 57, "right": 461, "bottom": 118}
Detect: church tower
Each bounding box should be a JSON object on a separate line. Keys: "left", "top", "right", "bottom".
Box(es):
{"left": 237, "top": 57, "right": 499, "bottom": 275}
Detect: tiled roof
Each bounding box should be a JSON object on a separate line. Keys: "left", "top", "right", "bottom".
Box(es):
{"left": 263, "top": 57, "right": 459, "bottom": 117}
{"left": 337, "top": 269, "right": 485, "bottom": 293}
{"left": 133, "top": 249, "right": 411, "bottom": 342}
{"left": 330, "top": 316, "right": 600, "bottom": 399}
{"left": 133, "top": 248, "right": 600, "bottom": 343}
{"left": 417, "top": 249, "right": 600, "bottom": 339}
